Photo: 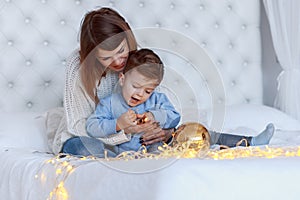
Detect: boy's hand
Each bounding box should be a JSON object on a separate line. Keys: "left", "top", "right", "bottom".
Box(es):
{"left": 117, "top": 109, "right": 137, "bottom": 130}
{"left": 121, "top": 111, "right": 157, "bottom": 135}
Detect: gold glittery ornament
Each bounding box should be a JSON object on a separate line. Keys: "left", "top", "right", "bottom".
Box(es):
{"left": 174, "top": 122, "right": 211, "bottom": 151}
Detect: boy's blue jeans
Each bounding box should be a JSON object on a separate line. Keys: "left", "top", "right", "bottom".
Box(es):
{"left": 62, "top": 136, "right": 118, "bottom": 157}
{"left": 62, "top": 136, "right": 162, "bottom": 157}
{"left": 209, "top": 131, "right": 252, "bottom": 147}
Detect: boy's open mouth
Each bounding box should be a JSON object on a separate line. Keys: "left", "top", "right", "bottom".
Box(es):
{"left": 129, "top": 96, "right": 141, "bottom": 104}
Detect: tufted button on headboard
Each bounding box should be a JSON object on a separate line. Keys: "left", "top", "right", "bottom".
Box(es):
{"left": 0, "top": 0, "right": 262, "bottom": 113}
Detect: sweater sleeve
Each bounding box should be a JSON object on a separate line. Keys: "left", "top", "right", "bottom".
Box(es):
{"left": 64, "top": 50, "right": 94, "bottom": 137}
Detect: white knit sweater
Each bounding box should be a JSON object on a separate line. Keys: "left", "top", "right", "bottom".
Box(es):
{"left": 47, "top": 50, "right": 130, "bottom": 154}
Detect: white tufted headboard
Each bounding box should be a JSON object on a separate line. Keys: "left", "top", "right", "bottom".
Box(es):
{"left": 0, "top": 0, "right": 262, "bottom": 114}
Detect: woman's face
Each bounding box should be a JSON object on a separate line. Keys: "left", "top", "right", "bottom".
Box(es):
{"left": 96, "top": 39, "right": 129, "bottom": 72}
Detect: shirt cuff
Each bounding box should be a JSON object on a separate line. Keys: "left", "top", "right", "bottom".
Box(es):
{"left": 98, "top": 130, "right": 131, "bottom": 145}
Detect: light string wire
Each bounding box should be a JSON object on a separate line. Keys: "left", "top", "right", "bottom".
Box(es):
{"left": 35, "top": 139, "right": 300, "bottom": 199}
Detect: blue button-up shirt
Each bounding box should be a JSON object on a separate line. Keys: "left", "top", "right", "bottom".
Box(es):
{"left": 86, "top": 91, "right": 180, "bottom": 152}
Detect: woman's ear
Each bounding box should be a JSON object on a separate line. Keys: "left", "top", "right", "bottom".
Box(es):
{"left": 119, "top": 73, "right": 125, "bottom": 86}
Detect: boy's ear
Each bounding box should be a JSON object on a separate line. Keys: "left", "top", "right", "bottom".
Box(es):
{"left": 119, "top": 73, "right": 125, "bottom": 86}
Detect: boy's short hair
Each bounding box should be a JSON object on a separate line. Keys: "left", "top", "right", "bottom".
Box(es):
{"left": 124, "top": 49, "right": 164, "bottom": 83}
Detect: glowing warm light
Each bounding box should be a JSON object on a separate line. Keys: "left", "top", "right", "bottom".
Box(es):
{"left": 40, "top": 173, "right": 47, "bottom": 183}
{"left": 144, "top": 117, "right": 148, "bottom": 123}
{"left": 137, "top": 115, "right": 148, "bottom": 124}
{"left": 38, "top": 137, "right": 300, "bottom": 200}
{"left": 47, "top": 181, "right": 68, "bottom": 200}
{"left": 56, "top": 168, "right": 62, "bottom": 175}
{"left": 106, "top": 142, "right": 300, "bottom": 161}
{"left": 66, "top": 165, "right": 73, "bottom": 172}
{"left": 204, "top": 146, "right": 300, "bottom": 160}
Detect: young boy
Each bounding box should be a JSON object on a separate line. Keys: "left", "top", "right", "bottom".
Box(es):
{"left": 86, "top": 49, "right": 180, "bottom": 154}
{"left": 86, "top": 49, "right": 274, "bottom": 156}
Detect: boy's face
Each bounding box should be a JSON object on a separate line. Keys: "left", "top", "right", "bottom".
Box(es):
{"left": 119, "top": 69, "right": 159, "bottom": 107}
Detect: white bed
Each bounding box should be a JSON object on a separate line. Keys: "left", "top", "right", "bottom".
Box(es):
{"left": 1, "top": 0, "right": 300, "bottom": 200}
{"left": 1, "top": 105, "right": 300, "bottom": 200}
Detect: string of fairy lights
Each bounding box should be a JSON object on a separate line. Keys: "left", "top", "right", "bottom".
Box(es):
{"left": 34, "top": 140, "right": 300, "bottom": 200}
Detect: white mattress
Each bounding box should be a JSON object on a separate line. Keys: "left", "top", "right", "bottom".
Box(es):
{"left": 1, "top": 104, "right": 300, "bottom": 200}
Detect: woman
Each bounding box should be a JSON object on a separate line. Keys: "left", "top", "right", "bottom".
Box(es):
{"left": 46, "top": 7, "right": 173, "bottom": 156}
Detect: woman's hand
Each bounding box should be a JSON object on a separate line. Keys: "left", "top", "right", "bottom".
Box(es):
{"left": 140, "top": 127, "right": 174, "bottom": 146}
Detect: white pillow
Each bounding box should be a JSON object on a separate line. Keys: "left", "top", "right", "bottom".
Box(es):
{"left": 222, "top": 104, "right": 300, "bottom": 132}
{"left": 0, "top": 112, "right": 49, "bottom": 152}
{"left": 206, "top": 104, "right": 300, "bottom": 146}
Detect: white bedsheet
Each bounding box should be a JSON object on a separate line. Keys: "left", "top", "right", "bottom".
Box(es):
{"left": 1, "top": 104, "right": 300, "bottom": 200}
{"left": 1, "top": 148, "right": 300, "bottom": 200}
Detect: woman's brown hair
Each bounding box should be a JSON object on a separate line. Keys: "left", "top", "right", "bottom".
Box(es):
{"left": 79, "top": 7, "right": 137, "bottom": 104}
